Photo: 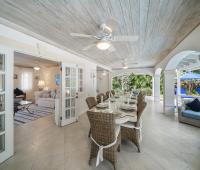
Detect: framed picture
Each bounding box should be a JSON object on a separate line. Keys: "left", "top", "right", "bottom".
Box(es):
{"left": 55, "top": 74, "right": 61, "bottom": 85}
{"left": 14, "top": 74, "right": 18, "bottom": 79}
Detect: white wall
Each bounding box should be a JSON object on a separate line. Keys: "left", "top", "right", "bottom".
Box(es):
{"left": 97, "top": 71, "right": 109, "bottom": 94}
{"left": 0, "top": 24, "right": 100, "bottom": 115}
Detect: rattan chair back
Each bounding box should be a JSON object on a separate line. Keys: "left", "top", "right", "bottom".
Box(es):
{"left": 137, "top": 101, "right": 147, "bottom": 124}
{"left": 111, "top": 90, "right": 115, "bottom": 96}
{"left": 87, "top": 111, "right": 116, "bottom": 145}
{"left": 86, "top": 97, "right": 97, "bottom": 109}
{"left": 96, "top": 93, "right": 107, "bottom": 103}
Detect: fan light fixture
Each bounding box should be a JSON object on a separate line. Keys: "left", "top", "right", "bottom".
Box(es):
{"left": 33, "top": 66, "right": 40, "bottom": 71}
{"left": 96, "top": 41, "right": 110, "bottom": 50}
{"left": 123, "top": 66, "right": 128, "bottom": 69}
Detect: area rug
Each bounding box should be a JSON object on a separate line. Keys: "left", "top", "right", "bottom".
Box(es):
{"left": 14, "top": 104, "right": 54, "bottom": 126}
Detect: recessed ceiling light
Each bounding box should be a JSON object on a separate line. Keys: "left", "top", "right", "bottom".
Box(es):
{"left": 33, "top": 66, "right": 40, "bottom": 71}
{"left": 123, "top": 66, "right": 128, "bottom": 69}
{"left": 96, "top": 41, "right": 111, "bottom": 50}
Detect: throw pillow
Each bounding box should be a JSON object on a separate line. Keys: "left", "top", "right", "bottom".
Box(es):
{"left": 14, "top": 88, "right": 24, "bottom": 96}
{"left": 186, "top": 98, "right": 200, "bottom": 112}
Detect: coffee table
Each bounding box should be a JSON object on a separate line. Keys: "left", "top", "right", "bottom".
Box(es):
{"left": 17, "top": 100, "right": 33, "bottom": 114}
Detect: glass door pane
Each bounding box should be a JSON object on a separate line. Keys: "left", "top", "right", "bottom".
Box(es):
{"left": 0, "top": 54, "right": 5, "bottom": 71}
{"left": 0, "top": 115, "right": 5, "bottom": 133}
{"left": 61, "top": 64, "right": 78, "bottom": 126}
{"left": 0, "top": 134, "right": 5, "bottom": 153}
{"left": 0, "top": 53, "right": 5, "bottom": 155}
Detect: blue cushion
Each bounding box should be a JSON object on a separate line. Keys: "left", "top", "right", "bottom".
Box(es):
{"left": 182, "top": 110, "right": 200, "bottom": 120}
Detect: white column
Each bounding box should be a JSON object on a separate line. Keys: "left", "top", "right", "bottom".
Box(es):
{"left": 176, "top": 70, "right": 181, "bottom": 109}
{"left": 108, "top": 72, "right": 113, "bottom": 90}
{"left": 163, "top": 70, "right": 175, "bottom": 114}
{"left": 153, "top": 74, "right": 161, "bottom": 101}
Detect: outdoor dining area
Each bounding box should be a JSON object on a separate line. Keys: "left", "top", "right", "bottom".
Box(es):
{"left": 85, "top": 90, "right": 146, "bottom": 170}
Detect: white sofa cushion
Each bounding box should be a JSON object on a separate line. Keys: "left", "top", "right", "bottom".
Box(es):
{"left": 36, "top": 97, "right": 55, "bottom": 109}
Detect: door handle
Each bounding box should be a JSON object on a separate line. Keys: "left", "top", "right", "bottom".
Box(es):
{"left": 76, "top": 92, "right": 78, "bottom": 98}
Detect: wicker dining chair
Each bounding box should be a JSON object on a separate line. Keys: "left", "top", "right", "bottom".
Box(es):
{"left": 106, "top": 91, "right": 112, "bottom": 98}
{"left": 86, "top": 97, "right": 97, "bottom": 137}
{"left": 111, "top": 90, "right": 115, "bottom": 96}
{"left": 121, "top": 100, "right": 147, "bottom": 152}
{"left": 87, "top": 111, "right": 121, "bottom": 170}
{"left": 137, "top": 91, "right": 145, "bottom": 104}
{"left": 86, "top": 97, "right": 97, "bottom": 109}
{"left": 96, "top": 93, "right": 107, "bottom": 103}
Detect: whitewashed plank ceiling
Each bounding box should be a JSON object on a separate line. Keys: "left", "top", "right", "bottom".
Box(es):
{"left": 0, "top": 0, "right": 199, "bottom": 69}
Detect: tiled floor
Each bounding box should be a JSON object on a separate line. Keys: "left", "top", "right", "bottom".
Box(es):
{"left": 1, "top": 100, "right": 200, "bottom": 170}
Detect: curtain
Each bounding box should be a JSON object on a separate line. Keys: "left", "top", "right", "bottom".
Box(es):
{"left": 21, "top": 69, "right": 33, "bottom": 91}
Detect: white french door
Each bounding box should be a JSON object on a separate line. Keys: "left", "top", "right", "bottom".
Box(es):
{"left": 0, "top": 46, "right": 14, "bottom": 163}
{"left": 61, "top": 63, "right": 78, "bottom": 126}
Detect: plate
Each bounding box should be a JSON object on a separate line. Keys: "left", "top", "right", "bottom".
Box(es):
{"left": 120, "top": 104, "right": 136, "bottom": 111}
{"left": 124, "top": 100, "right": 136, "bottom": 104}
{"left": 96, "top": 103, "right": 108, "bottom": 109}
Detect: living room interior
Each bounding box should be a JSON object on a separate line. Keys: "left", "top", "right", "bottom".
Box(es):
{"left": 13, "top": 51, "right": 60, "bottom": 126}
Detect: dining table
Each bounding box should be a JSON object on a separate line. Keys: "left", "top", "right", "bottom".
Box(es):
{"left": 89, "top": 95, "right": 138, "bottom": 125}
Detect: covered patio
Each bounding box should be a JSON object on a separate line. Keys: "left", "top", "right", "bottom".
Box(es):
{"left": 0, "top": 1, "right": 200, "bottom": 170}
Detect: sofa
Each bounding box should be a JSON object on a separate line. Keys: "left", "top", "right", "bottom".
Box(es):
{"left": 34, "top": 90, "right": 56, "bottom": 109}
{"left": 178, "top": 98, "right": 200, "bottom": 127}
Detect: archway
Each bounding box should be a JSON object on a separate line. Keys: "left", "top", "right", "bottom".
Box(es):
{"left": 163, "top": 50, "right": 200, "bottom": 114}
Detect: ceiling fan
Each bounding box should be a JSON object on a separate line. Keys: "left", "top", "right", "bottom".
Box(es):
{"left": 70, "top": 23, "right": 138, "bottom": 52}
{"left": 111, "top": 58, "right": 138, "bottom": 70}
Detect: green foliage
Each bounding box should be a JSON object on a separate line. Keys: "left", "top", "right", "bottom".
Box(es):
{"left": 112, "top": 74, "right": 153, "bottom": 96}
{"left": 112, "top": 77, "right": 122, "bottom": 90}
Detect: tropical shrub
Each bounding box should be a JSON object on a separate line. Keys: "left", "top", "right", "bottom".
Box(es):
{"left": 112, "top": 73, "right": 153, "bottom": 96}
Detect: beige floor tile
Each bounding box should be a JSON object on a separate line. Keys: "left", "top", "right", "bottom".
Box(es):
{"left": 1, "top": 100, "right": 200, "bottom": 170}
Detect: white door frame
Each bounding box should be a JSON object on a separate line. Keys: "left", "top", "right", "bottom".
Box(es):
{"left": 61, "top": 63, "right": 78, "bottom": 126}
{"left": 0, "top": 45, "right": 14, "bottom": 163}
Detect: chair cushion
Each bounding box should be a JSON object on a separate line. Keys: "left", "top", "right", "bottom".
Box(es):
{"left": 182, "top": 110, "right": 200, "bottom": 120}
{"left": 186, "top": 98, "right": 200, "bottom": 112}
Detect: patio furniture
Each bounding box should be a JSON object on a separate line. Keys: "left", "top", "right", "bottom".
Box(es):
{"left": 106, "top": 91, "right": 114, "bottom": 98}
{"left": 178, "top": 98, "right": 200, "bottom": 127}
{"left": 137, "top": 91, "right": 145, "bottom": 104}
{"left": 86, "top": 97, "right": 97, "bottom": 137}
{"left": 86, "top": 97, "right": 97, "bottom": 109}
{"left": 96, "top": 93, "right": 107, "bottom": 103}
{"left": 121, "top": 98, "right": 146, "bottom": 152}
{"left": 111, "top": 90, "right": 115, "bottom": 96}
{"left": 87, "top": 110, "right": 121, "bottom": 170}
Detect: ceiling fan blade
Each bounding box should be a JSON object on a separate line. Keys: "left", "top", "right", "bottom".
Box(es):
{"left": 82, "top": 44, "right": 95, "bottom": 51}
{"left": 112, "top": 68, "right": 124, "bottom": 70}
{"left": 70, "top": 33, "right": 94, "bottom": 38}
{"left": 105, "top": 18, "right": 119, "bottom": 31}
{"left": 112, "top": 36, "right": 139, "bottom": 42}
